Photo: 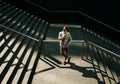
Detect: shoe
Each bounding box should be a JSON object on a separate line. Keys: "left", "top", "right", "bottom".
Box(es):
{"left": 63, "top": 61, "right": 66, "bottom": 65}
{"left": 68, "top": 57, "right": 71, "bottom": 63}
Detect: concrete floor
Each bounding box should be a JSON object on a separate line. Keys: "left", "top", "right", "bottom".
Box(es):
{"left": 32, "top": 55, "right": 98, "bottom": 84}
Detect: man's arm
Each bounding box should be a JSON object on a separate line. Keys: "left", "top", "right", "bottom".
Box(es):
{"left": 58, "top": 32, "right": 65, "bottom": 40}
{"left": 68, "top": 32, "right": 72, "bottom": 44}
{"left": 65, "top": 32, "right": 72, "bottom": 47}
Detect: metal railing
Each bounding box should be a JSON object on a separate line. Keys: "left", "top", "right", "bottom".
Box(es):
{"left": 42, "top": 39, "right": 120, "bottom": 59}
{"left": 0, "top": 24, "right": 39, "bottom": 42}
{"left": 1, "top": 24, "right": 119, "bottom": 60}
{"left": 42, "top": 40, "right": 85, "bottom": 58}
{"left": 87, "top": 41, "right": 120, "bottom": 58}
{"left": 87, "top": 41, "right": 120, "bottom": 68}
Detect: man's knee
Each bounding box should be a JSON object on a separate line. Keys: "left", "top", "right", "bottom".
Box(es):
{"left": 60, "top": 51, "right": 64, "bottom": 55}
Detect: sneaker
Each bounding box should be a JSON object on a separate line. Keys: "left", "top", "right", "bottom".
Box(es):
{"left": 68, "top": 57, "right": 71, "bottom": 63}
{"left": 63, "top": 61, "right": 66, "bottom": 65}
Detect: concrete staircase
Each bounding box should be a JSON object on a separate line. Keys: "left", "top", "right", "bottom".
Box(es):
{"left": 0, "top": 2, "right": 120, "bottom": 84}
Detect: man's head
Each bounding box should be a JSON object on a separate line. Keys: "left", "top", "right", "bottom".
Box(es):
{"left": 63, "top": 26, "right": 68, "bottom": 32}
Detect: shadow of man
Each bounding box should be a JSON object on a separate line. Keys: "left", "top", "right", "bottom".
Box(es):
{"left": 69, "top": 62, "right": 105, "bottom": 84}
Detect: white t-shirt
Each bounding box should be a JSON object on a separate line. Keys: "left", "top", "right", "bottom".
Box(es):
{"left": 58, "top": 31, "right": 72, "bottom": 47}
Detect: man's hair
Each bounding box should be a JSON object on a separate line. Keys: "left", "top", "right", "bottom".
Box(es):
{"left": 63, "top": 26, "right": 68, "bottom": 31}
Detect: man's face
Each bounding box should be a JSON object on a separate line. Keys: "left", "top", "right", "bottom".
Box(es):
{"left": 63, "top": 27, "right": 67, "bottom": 33}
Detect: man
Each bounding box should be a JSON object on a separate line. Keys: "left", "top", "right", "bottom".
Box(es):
{"left": 58, "top": 26, "right": 72, "bottom": 65}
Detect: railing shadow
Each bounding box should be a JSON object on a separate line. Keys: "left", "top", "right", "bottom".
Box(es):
{"left": 69, "top": 62, "right": 105, "bottom": 84}
{"left": 82, "top": 41, "right": 120, "bottom": 84}
{"left": 35, "top": 57, "right": 55, "bottom": 74}
{"left": 38, "top": 53, "right": 105, "bottom": 84}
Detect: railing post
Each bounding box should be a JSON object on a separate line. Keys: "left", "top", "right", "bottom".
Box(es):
{"left": 41, "top": 40, "right": 45, "bottom": 59}
{"left": 81, "top": 42, "right": 83, "bottom": 59}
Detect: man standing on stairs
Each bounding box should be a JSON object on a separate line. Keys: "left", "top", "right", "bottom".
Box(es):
{"left": 58, "top": 26, "right": 72, "bottom": 65}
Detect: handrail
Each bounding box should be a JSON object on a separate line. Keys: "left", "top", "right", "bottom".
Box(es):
{"left": 43, "top": 40, "right": 85, "bottom": 43}
{"left": 0, "top": 24, "right": 39, "bottom": 42}
{"left": 43, "top": 39, "right": 120, "bottom": 59}
{"left": 87, "top": 41, "right": 120, "bottom": 58}
{"left": 26, "top": 0, "right": 120, "bottom": 33}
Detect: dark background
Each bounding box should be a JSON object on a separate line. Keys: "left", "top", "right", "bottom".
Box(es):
{"left": 3, "top": 0, "right": 120, "bottom": 43}
{"left": 4, "top": 0, "right": 120, "bottom": 30}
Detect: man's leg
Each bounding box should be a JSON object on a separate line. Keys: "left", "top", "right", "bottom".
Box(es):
{"left": 64, "top": 47, "right": 71, "bottom": 63}
{"left": 60, "top": 47, "right": 64, "bottom": 56}
{"left": 60, "top": 47, "right": 67, "bottom": 65}
{"left": 64, "top": 47, "right": 68, "bottom": 59}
